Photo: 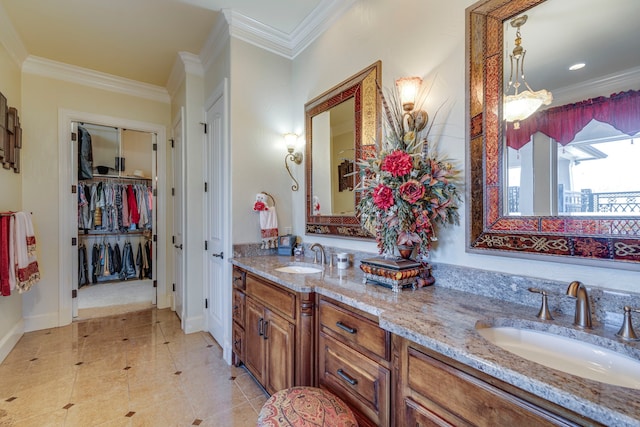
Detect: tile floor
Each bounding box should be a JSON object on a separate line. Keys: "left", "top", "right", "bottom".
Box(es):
{"left": 0, "top": 308, "right": 267, "bottom": 426}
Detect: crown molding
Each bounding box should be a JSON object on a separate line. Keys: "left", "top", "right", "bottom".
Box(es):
{"left": 552, "top": 65, "right": 640, "bottom": 106}
{"left": 0, "top": 2, "right": 28, "bottom": 67}
{"left": 223, "top": 0, "right": 357, "bottom": 60}
{"left": 167, "top": 52, "right": 204, "bottom": 98}
{"left": 22, "top": 56, "right": 170, "bottom": 104}
{"left": 200, "top": 13, "right": 230, "bottom": 74}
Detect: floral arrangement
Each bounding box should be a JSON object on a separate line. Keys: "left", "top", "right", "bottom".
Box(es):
{"left": 356, "top": 81, "right": 460, "bottom": 258}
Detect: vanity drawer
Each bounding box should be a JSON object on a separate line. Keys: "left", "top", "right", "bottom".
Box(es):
{"left": 232, "top": 321, "right": 245, "bottom": 361}
{"left": 232, "top": 267, "right": 245, "bottom": 290}
{"left": 406, "top": 346, "right": 575, "bottom": 427}
{"left": 318, "top": 297, "right": 389, "bottom": 361}
{"left": 246, "top": 273, "right": 296, "bottom": 321}
{"left": 232, "top": 289, "right": 245, "bottom": 325}
{"left": 318, "top": 332, "right": 390, "bottom": 427}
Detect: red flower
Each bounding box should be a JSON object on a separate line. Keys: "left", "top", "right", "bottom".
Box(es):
{"left": 372, "top": 184, "right": 394, "bottom": 210}
{"left": 253, "top": 201, "right": 268, "bottom": 211}
{"left": 415, "top": 210, "right": 433, "bottom": 234}
{"left": 398, "top": 179, "right": 425, "bottom": 204}
{"left": 381, "top": 150, "right": 413, "bottom": 177}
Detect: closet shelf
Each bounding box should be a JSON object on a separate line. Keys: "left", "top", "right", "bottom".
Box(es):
{"left": 79, "top": 230, "right": 149, "bottom": 237}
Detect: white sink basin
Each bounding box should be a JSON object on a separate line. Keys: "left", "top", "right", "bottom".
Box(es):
{"left": 274, "top": 265, "right": 322, "bottom": 274}
{"left": 476, "top": 326, "right": 640, "bottom": 389}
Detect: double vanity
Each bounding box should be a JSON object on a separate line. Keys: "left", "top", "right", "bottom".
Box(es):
{"left": 230, "top": 255, "right": 640, "bottom": 427}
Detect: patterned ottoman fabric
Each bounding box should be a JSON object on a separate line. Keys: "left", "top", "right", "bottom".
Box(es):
{"left": 257, "top": 386, "right": 358, "bottom": 426}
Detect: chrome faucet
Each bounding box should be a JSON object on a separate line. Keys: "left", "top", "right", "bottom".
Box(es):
{"left": 566, "top": 281, "right": 592, "bottom": 329}
{"left": 309, "top": 243, "right": 326, "bottom": 265}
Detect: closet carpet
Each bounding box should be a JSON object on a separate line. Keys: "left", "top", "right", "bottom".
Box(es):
{"left": 0, "top": 308, "right": 266, "bottom": 426}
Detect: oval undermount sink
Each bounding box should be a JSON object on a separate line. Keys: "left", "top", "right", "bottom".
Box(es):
{"left": 476, "top": 325, "right": 640, "bottom": 389}
{"left": 274, "top": 265, "right": 323, "bottom": 274}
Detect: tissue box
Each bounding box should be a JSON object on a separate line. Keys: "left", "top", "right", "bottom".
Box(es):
{"left": 277, "top": 235, "right": 295, "bottom": 256}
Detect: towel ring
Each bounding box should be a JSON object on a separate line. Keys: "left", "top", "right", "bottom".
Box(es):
{"left": 261, "top": 191, "right": 276, "bottom": 207}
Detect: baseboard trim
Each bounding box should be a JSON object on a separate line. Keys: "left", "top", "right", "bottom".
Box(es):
{"left": 23, "top": 311, "right": 59, "bottom": 333}
{"left": 0, "top": 318, "right": 24, "bottom": 363}
{"left": 183, "top": 315, "right": 204, "bottom": 334}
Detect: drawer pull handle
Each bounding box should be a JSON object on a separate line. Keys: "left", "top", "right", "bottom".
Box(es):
{"left": 258, "top": 318, "right": 264, "bottom": 336}
{"left": 336, "top": 321, "right": 357, "bottom": 334}
{"left": 337, "top": 369, "right": 358, "bottom": 386}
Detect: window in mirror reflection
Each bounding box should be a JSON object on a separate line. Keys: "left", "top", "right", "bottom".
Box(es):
{"left": 311, "top": 98, "right": 356, "bottom": 216}
{"left": 507, "top": 120, "right": 640, "bottom": 216}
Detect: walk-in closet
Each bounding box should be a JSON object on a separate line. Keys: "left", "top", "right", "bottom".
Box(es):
{"left": 73, "top": 122, "right": 157, "bottom": 319}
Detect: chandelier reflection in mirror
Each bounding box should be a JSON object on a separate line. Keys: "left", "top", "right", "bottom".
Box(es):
{"left": 504, "top": 15, "right": 553, "bottom": 128}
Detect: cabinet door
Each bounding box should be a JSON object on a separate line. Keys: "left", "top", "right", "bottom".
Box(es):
{"left": 232, "top": 289, "right": 245, "bottom": 326}
{"left": 232, "top": 322, "right": 245, "bottom": 366}
{"left": 245, "top": 297, "right": 265, "bottom": 384}
{"left": 264, "top": 308, "right": 295, "bottom": 394}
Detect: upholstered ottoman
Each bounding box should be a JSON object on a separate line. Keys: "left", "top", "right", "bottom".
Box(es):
{"left": 257, "top": 386, "right": 358, "bottom": 426}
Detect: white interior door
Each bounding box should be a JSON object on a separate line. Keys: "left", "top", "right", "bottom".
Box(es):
{"left": 204, "top": 87, "right": 227, "bottom": 347}
{"left": 172, "top": 109, "right": 185, "bottom": 321}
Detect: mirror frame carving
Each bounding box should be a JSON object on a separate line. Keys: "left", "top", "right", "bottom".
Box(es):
{"left": 466, "top": 0, "right": 640, "bottom": 266}
{"left": 305, "top": 61, "right": 381, "bottom": 238}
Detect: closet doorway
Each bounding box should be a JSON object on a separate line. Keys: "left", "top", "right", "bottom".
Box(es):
{"left": 59, "top": 110, "right": 167, "bottom": 325}
{"left": 72, "top": 121, "right": 157, "bottom": 320}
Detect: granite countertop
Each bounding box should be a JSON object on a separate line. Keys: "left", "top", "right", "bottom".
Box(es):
{"left": 230, "top": 256, "right": 640, "bottom": 427}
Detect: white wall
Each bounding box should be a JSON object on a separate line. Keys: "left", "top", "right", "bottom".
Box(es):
{"left": 286, "top": 0, "right": 638, "bottom": 292}
{"left": 0, "top": 40, "right": 24, "bottom": 362}
{"left": 229, "top": 39, "right": 295, "bottom": 243}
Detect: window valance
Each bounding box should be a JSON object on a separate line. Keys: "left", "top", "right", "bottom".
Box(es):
{"left": 506, "top": 89, "right": 640, "bottom": 150}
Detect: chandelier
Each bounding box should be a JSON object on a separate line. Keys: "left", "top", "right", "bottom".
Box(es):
{"left": 504, "top": 15, "right": 552, "bottom": 129}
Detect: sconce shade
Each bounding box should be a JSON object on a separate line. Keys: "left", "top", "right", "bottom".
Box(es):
{"left": 284, "top": 133, "right": 298, "bottom": 153}
{"left": 396, "top": 77, "right": 422, "bottom": 111}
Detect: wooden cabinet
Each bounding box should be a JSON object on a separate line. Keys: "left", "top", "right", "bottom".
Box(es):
{"left": 231, "top": 268, "right": 246, "bottom": 366}
{"left": 316, "top": 295, "right": 392, "bottom": 427}
{"left": 232, "top": 266, "right": 314, "bottom": 394}
{"left": 393, "top": 336, "right": 603, "bottom": 427}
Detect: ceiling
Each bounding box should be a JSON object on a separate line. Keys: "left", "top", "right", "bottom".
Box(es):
{"left": 0, "top": 0, "right": 324, "bottom": 87}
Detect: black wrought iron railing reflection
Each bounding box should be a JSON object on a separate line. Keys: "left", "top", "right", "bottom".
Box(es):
{"left": 508, "top": 188, "right": 640, "bottom": 214}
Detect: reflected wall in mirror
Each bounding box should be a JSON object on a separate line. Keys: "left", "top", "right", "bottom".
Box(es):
{"left": 305, "top": 61, "right": 381, "bottom": 238}
{"left": 466, "top": 0, "right": 640, "bottom": 266}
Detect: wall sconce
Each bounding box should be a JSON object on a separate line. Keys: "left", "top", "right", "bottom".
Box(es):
{"left": 395, "top": 77, "right": 429, "bottom": 133}
{"left": 284, "top": 133, "right": 302, "bottom": 191}
{"left": 504, "top": 15, "right": 552, "bottom": 128}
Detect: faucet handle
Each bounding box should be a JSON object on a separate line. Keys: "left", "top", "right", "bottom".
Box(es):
{"left": 528, "top": 288, "right": 554, "bottom": 320}
{"left": 616, "top": 306, "right": 640, "bottom": 341}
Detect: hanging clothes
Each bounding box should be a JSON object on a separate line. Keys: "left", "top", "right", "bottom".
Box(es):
{"left": 78, "top": 126, "right": 93, "bottom": 180}
{"left": 120, "top": 241, "right": 137, "bottom": 280}
{"left": 78, "top": 243, "right": 88, "bottom": 288}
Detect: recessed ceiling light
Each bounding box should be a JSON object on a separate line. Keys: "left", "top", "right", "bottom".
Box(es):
{"left": 569, "top": 63, "right": 586, "bottom": 71}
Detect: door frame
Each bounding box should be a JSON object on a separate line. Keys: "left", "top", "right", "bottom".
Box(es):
{"left": 58, "top": 109, "right": 168, "bottom": 326}
{"left": 171, "top": 107, "right": 186, "bottom": 324}
{"left": 203, "top": 78, "right": 232, "bottom": 363}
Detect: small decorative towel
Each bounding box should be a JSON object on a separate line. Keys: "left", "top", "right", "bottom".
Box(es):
{"left": 13, "top": 212, "right": 40, "bottom": 293}
{"left": 253, "top": 193, "right": 279, "bottom": 249}
{"left": 0, "top": 215, "right": 11, "bottom": 296}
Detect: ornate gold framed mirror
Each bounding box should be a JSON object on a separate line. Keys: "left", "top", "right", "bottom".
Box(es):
{"left": 466, "top": 0, "right": 640, "bottom": 266}
{"left": 305, "top": 61, "right": 381, "bottom": 238}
